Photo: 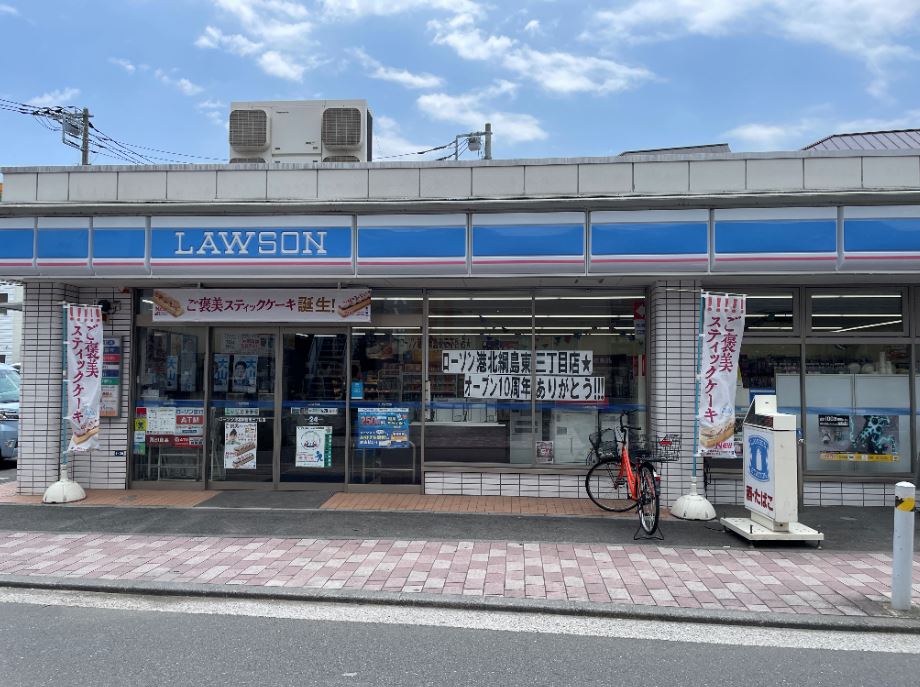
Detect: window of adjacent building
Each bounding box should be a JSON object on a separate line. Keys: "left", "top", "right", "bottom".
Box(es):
{"left": 804, "top": 343, "right": 911, "bottom": 476}
{"left": 809, "top": 291, "right": 905, "bottom": 335}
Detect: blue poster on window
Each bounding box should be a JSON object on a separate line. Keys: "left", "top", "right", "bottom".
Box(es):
{"left": 357, "top": 407, "right": 410, "bottom": 448}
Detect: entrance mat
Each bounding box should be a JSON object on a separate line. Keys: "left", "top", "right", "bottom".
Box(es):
{"left": 197, "top": 490, "right": 340, "bottom": 510}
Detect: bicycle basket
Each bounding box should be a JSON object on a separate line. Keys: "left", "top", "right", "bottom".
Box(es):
{"left": 652, "top": 434, "right": 681, "bottom": 462}
{"left": 588, "top": 429, "right": 618, "bottom": 460}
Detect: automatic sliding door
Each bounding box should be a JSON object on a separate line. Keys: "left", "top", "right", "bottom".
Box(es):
{"left": 280, "top": 330, "right": 347, "bottom": 483}
{"left": 208, "top": 329, "right": 276, "bottom": 484}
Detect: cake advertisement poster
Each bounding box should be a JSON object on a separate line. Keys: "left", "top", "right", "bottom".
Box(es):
{"left": 224, "top": 421, "right": 257, "bottom": 470}
{"left": 151, "top": 288, "right": 371, "bottom": 323}
{"left": 697, "top": 293, "right": 746, "bottom": 458}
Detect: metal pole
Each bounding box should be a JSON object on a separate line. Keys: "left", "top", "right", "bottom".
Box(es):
{"left": 484, "top": 123, "right": 492, "bottom": 160}
{"left": 81, "top": 108, "right": 90, "bottom": 165}
{"left": 691, "top": 293, "right": 704, "bottom": 478}
{"left": 59, "top": 304, "right": 69, "bottom": 478}
{"left": 891, "top": 481, "right": 916, "bottom": 611}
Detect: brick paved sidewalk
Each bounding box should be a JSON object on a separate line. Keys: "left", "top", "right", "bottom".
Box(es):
{"left": 0, "top": 530, "right": 915, "bottom": 618}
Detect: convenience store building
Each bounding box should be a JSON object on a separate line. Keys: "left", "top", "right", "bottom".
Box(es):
{"left": 2, "top": 145, "right": 920, "bottom": 507}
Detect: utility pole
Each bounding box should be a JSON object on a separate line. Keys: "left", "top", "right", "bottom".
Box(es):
{"left": 81, "top": 108, "right": 90, "bottom": 165}
{"left": 484, "top": 122, "right": 492, "bottom": 160}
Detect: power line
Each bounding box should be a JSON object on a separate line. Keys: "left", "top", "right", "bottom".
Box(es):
{"left": 374, "top": 140, "right": 455, "bottom": 160}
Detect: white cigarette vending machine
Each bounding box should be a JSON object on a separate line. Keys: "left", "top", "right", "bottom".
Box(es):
{"left": 721, "top": 395, "right": 824, "bottom": 543}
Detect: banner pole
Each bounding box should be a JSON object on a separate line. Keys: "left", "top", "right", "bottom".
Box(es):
{"left": 42, "top": 303, "right": 86, "bottom": 503}
{"left": 692, "top": 292, "right": 704, "bottom": 478}
{"left": 671, "top": 290, "right": 716, "bottom": 520}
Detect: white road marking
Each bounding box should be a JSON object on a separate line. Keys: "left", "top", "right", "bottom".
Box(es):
{"left": 0, "top": 587, "right": 916, "bottom": 654}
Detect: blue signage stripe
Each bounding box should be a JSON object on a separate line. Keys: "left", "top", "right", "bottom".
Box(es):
{"left": 591, "top": 222, "right": 707, "bottom": 256}
{"left": 93, "top": 229, "right": 146, "bottom": 258}
{"left": 37, "top": 229, "right": 88, "bottom": 258}
{"left": 715, "top": 220, "right": 836, "bottom": 254}
{"left": 151, "top": 227, "right": 352, "bottom": 259}
{"left": 473, "top": 224, "right": 584, "bottom": 257}
{"left": 844, "top": 218, "right": 920, "bottom": 252}
{"left": 358, "top": 226, "right": 466, "bottom": 258}
{"left": 0, "top": 230, "right": 34, "bottom": 259}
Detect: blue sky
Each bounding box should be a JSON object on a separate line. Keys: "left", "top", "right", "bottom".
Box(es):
{"left": 1, "top": 0, "right": 920, "bottom": 167}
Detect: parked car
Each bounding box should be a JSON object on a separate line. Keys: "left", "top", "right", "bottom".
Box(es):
{"left": 0, "top": 364, "right": 20, "bottom": 462}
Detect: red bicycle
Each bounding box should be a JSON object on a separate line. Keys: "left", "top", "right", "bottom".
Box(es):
{"left": 584, "top": 413, "right": 680, "bottom": 535}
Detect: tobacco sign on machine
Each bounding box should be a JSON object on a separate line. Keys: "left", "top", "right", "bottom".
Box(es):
{"left": 720, "top": 395, "right": 824, "bottom": 544}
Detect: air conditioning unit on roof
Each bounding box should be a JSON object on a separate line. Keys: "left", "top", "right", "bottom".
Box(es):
{"left": 228, "top": 99, "right": 373, "bottom": 164}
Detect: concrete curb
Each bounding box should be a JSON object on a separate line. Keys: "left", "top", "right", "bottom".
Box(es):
{"left": 1, "top": 574, "right": 918, "bottom": 634}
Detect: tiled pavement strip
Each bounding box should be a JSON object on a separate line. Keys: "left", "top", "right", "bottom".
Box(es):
{"left": 0, "top": 530, "right": 916, "bottom": 618}
{"left": 0, "top": 482, "right": 916, "bottom": 618}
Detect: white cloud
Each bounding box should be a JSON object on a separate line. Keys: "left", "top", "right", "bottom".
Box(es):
{"left": 26, "top": 87, "right": 80, "bottom": 107}
{"left": 197, "top": 99, "right": 228, "bottom": 128}
{"left": 0, "top": 4, "right": 18, "bottom": 15}
{"left": 372, "top": 115, "right": 436, "bottom": 158}
{"left": 211, "top": 0, "right": 312, "bottom": 46}
{"left": 195, "top": 26, "right": 262, "bottom": 55}
{"left": 154, "top": 69, "right": 204, "bottom": 96}
{"left": 523, "top": 19, "right": 540, "bottom": 34}
{"left": 417, "top": 81, "right": 547, "bottom": 144}
{"left": 319, "top": 0, "right": 481, "bottom": 19}
{"left": 108, "top": 57, "right": 136, "bottom": 73}
{"left": 588, "top": 0, "right": 920, "bottom": 98}
{"left": 350, "top": 49, "right": 443, "bottom": 89}
{"left": 258, "top": 51, "right": 305, "bottom": 81}
{"left": 430, "top": 14, "right": 653, "bottom": 94}
{"left": 721, "top": 108, "right": 920, "bottom": 151}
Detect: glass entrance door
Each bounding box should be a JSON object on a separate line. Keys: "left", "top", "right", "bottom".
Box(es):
{"left": 208, "top": 329, "right": 277, "bottom": 485}
{"left": 280, "top": 330, "right": 348, "bottom": 485}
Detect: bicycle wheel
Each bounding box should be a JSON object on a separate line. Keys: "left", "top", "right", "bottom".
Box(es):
{"left": 585, "top": 458, "right": 634, "bottom": 512}
{"left": 637, "top": 463, "right": 660, "bottom": 534}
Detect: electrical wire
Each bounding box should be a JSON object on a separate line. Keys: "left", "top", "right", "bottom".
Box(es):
{"left": 374, "top": 140, "right": 455, "bottom": 160}
{"left": 0, "top": 96, "right": 222, "bottom": 165}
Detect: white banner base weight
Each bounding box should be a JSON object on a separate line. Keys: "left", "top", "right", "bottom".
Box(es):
{"left": 42, "top": 465, "right": 86, "bottom": 504}
{"left": 670, "top": 476, "right": 716, "bottom": 521}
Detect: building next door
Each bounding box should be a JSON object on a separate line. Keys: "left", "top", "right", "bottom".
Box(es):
{"left": 207, "top": 327, "right": 348, "bottom": 489}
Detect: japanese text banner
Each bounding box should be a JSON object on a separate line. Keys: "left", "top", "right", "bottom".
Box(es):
{"left": 67, "top": 305, "right": 103, "bottom": 452}
{"left": 150, "top": 288, "right": 371, "bottom": 323}
{"left": 698, "top": 293, "right": 746, "bottom": 457}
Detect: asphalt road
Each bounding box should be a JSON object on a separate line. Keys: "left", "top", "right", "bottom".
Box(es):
{"left": 0, "top": 591, "right": 918, "bottom": 687}
{"left": 0, "top": 501, "right": 908, "bottom": 551}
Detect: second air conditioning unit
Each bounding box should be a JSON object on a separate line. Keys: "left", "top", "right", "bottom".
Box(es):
{"left": 228, "top": 99, "right": 373, "bottom": 164}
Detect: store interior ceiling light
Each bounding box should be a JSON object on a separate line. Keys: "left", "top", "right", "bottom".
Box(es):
{"left": 811, "top": 313, "right": 902, "bottom": 318}
{"left": 830, "top": 319, "right": 902, "bottom": 333}
{"left": 811, "top": 294, "right": 901, "bottom": 299}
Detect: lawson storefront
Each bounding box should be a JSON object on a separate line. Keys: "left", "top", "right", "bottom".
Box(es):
{"left": 4, "top": 154, "right": 920, "bottom": 506}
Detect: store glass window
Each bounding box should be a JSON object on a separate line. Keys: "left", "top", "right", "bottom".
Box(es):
{"left": 736, "top": 343, "right": 802, "bottom": 458}
{"left": 534, "top": 293, "right": 645, "bottom": 465}
{"left": 744, "top": 291, "right": 796, "bottom": 334}
{"left": 349, "top": 328, "right": 423, "bottom": 484}
{"left": 133, "top": 327, "right": 207, "bottom": 481}
{"left": 805, "top": 343, "right": 911, "bottom": 475}
{"left": 426, "top": 293, "right": 533, "bottom": 464}
{"left": 810, "top": 291, "right": 905, "bottom": 334}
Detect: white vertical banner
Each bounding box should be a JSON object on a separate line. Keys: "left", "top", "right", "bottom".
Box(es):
{"left": 67, "top": 305, "right": 104, "bottom": 452}
{"left": 698, "top": 293, "right": 746, "bottom": 457}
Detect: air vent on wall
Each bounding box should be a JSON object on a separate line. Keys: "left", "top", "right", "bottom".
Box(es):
{"left": 229, "top": 157, "right": 266, "bottom": 164}
{"left": 322, "top": 155, "right": 360, "bottom": 162}
{"left": 322, "top": 107, "right": 362, "bottom": 148}
{"left": 229, "top": 109, "right": 268, "bottom": 149}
